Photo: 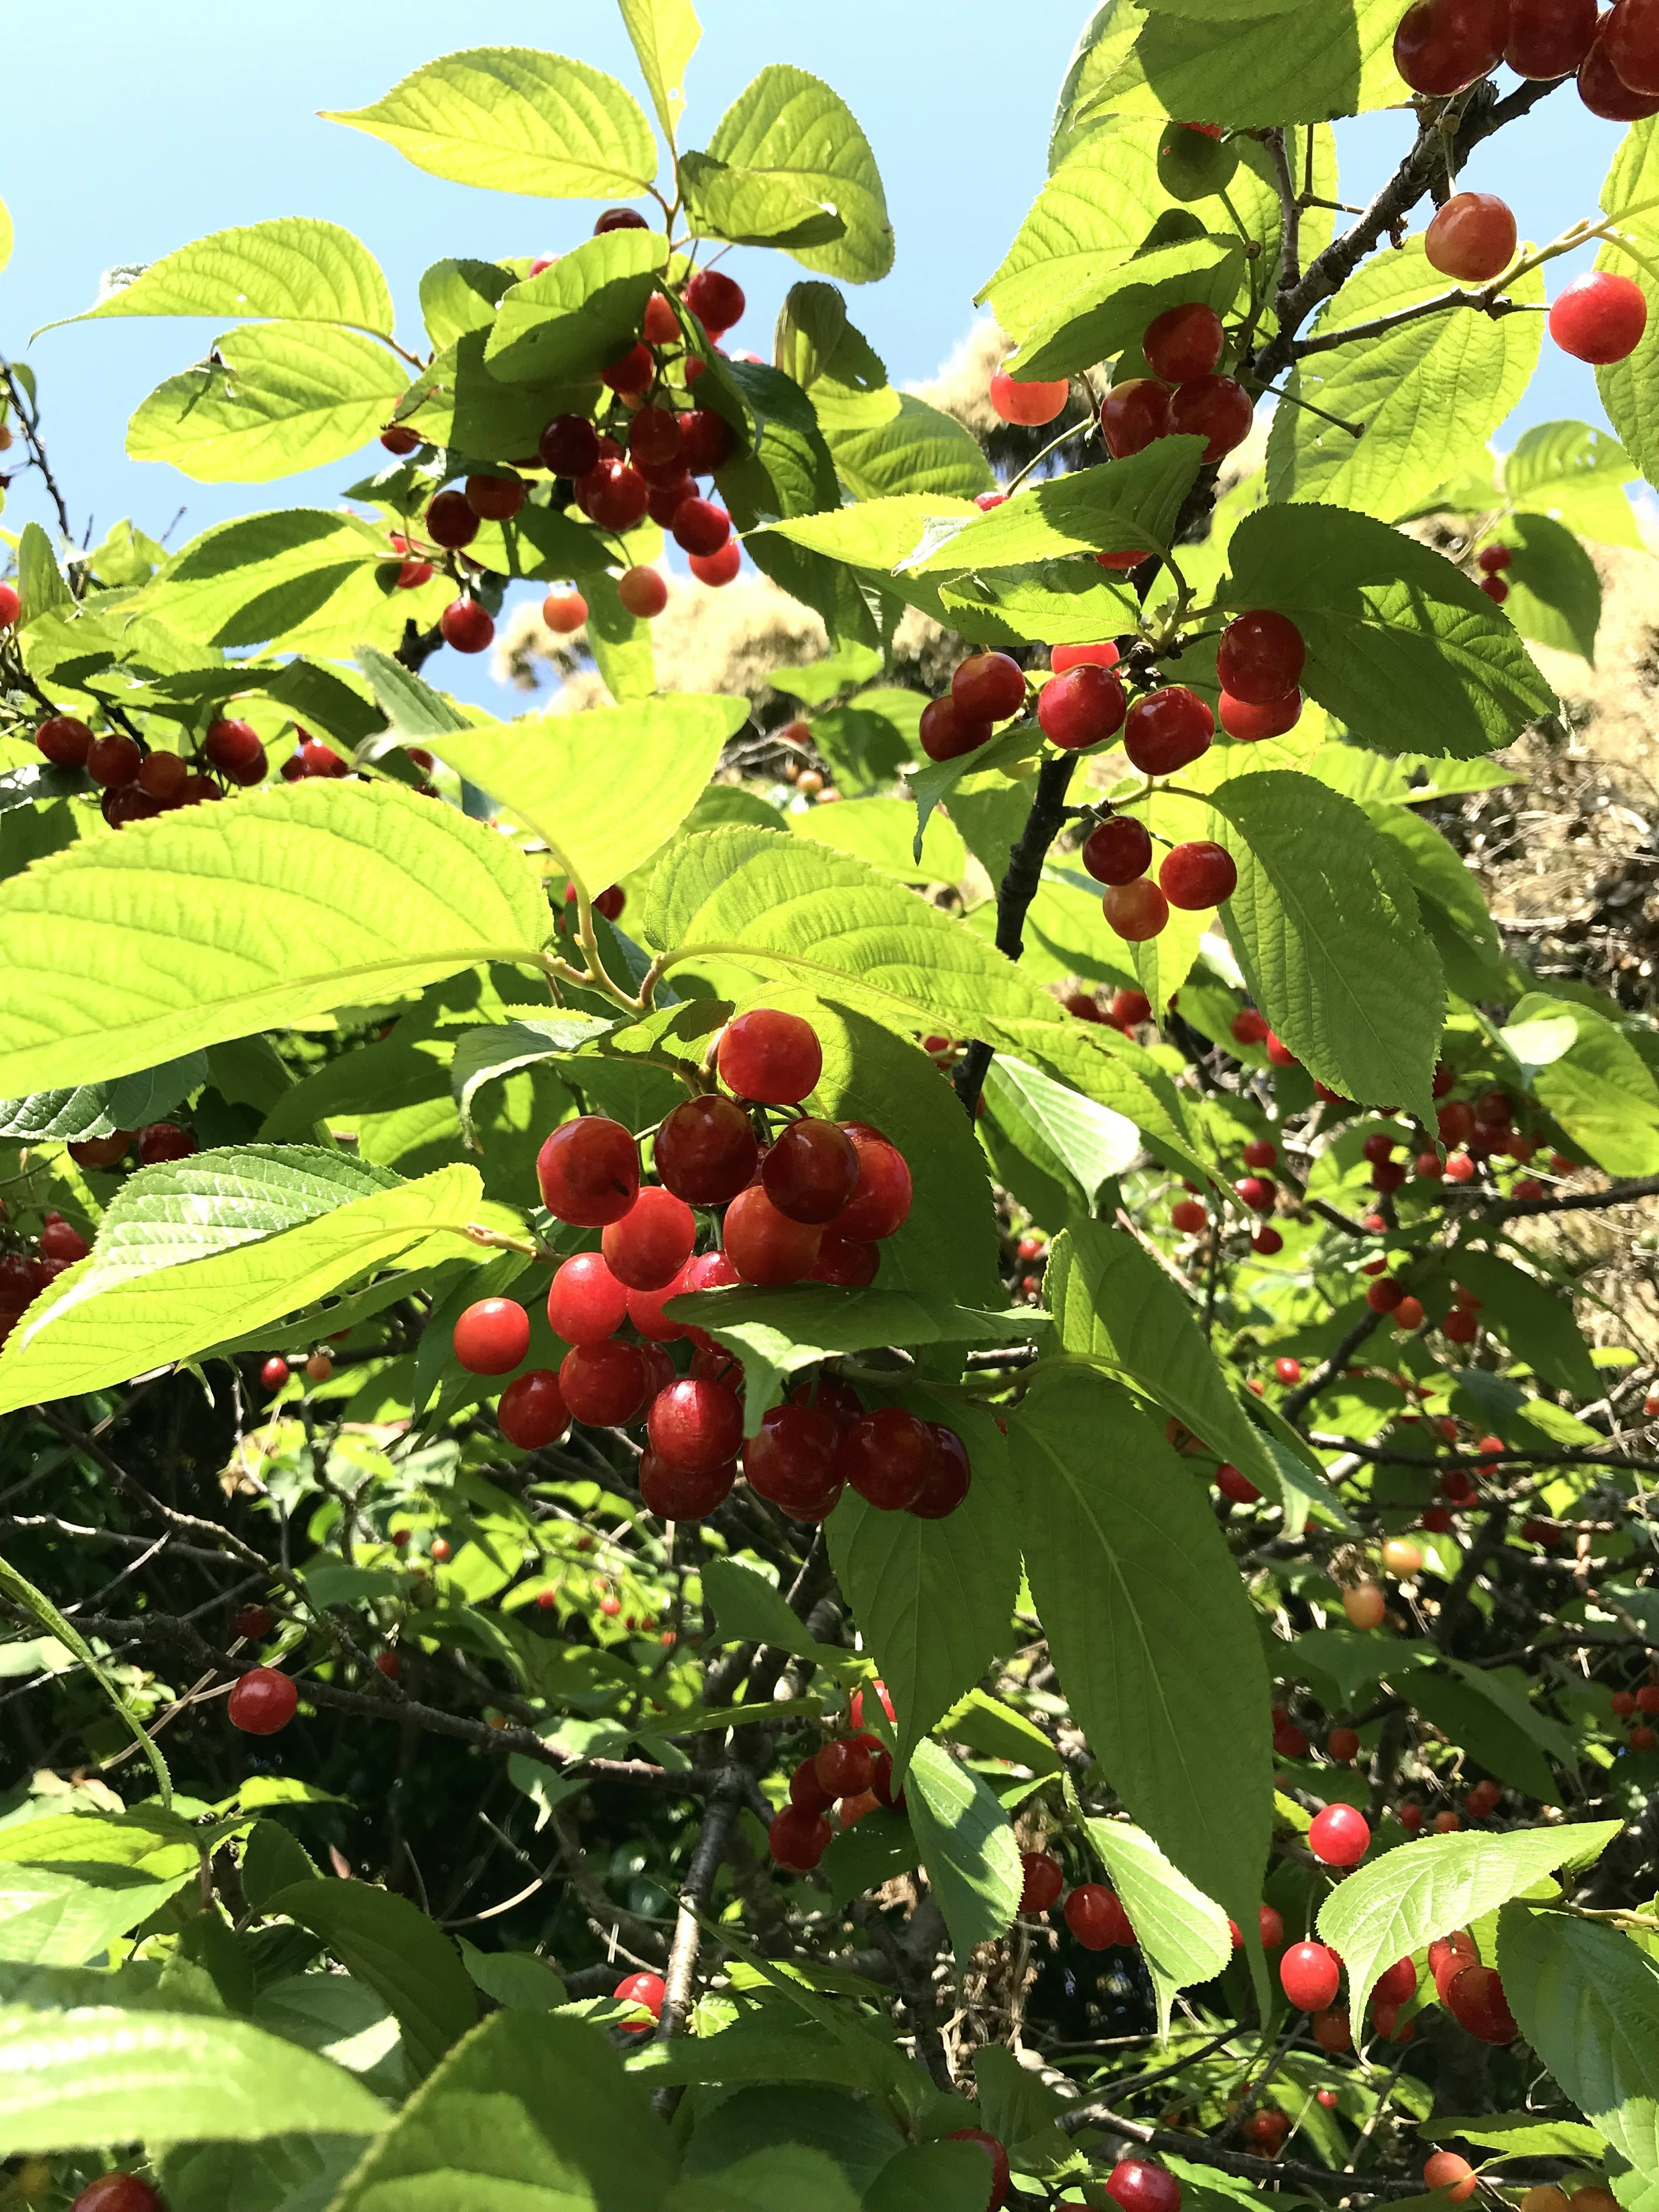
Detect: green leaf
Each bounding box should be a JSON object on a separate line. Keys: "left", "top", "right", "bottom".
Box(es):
{"left": 1365, "top": 802, "right": 1511, "bottom": 1005}
{"left": 1500, "top": 513, "right": 1601, "bottom": 664}
{"left": 0, "top": 2005, "right": 389, "bottom": 2150}
{"left": 699, "top": 1558, "right": 845, "bottom": 1668}
{"left": 680, "top": 153, "right": 849, "bottom": 251}
{"left": 394, "top": 331, "right": 598, "bottom": 466}
{"left": 618, "top": 0, "right": 699, "bottom": 146}
{"left": 1013, "top": 1365, "right": 1271, "bottom": 1945}
{"left": 0, "top": 1867, "right": 197, "bottom": 1968}
{"left": 1443, "top": 1248, "right": 1602, "bottom": 1401}
{"left": 1221, "top": 504, "right": 1554, "bottom": 758}
{"left": 127, "top": 322, "right": 409, "bottom": 484}
{"left": 483, "top": 229, "right": 669, "bottom": 384}
{"left": 676, "top": 2145, "right": 868, "bottom": 2212}
{"left": 132, "top": 508, "right": 440, "bottom": 654}
{"left": 581, "top": 566, "right": 659, "bottom": 704}
{"left": 795, "top": 797, "right": 966, "bottom": 886}
{"left": 680, "top": 2083, "right": 904, "bottom": 2192}
{"left": 905, "top": 1740, "right": 1022, "bottom": 1959}
{"left": 1206, "top": 770, "right": 1444, "bottom": 1123}
{"left": 1400, "top": 1670, "right": 1557, "bottom": 1802}
{"left": 450, "top": 1013, "right": 615, "bottom": 1143}
{"left": 1317, "top": 1818, "right": 1620, "bottom": 2038}
{"left": 418, "top": 257, "right": 516, "bottom": 352}
{"left": 1006, "top": 238, "right": 1245, "bottom": 384}
{"left": 1598, "top": 122, "right": 1659, "bottom": 495}
{"left": 760, "top": 492, "right": 982, "bottom": 574}
{"left": 1268, "top": 244, "right": 1543, "bottom": 521}
{"left": 267, "top": 1880, "right": 476, "bottom": 2080}
{"left": 982, "top": 1055, "right": 1140, "bottom": 1211}
{"left": 420, "top": 694, "right": 746, "bottom": 898}
{"left": 866, "top": 2142, "right": 996, "bottom": 2212}
{"left": 1082, "top": 1816, "right": 1233, "bottom": 2034}
{"left": 51, "top": 218, "right": 394, "bottom": 336}
{"left": 701, "top": 65, "right": 893, "bottom": 283}
{"left": 0, "top": 1055, "right": 206, "bottom": 1143}
{"left": 0, "top": 1559, "right": 172, "bottom": 1806}
{"left": 1070, "top": 0, "right": 1408, "bottom": 127}
{"left": 0, "top": 1162, "right": 486, "bottom": 1414}
{"left": 824, "top": 395, "right": 993, "bottom": 504}
{"left": 1423, "top": 2113, "right": 1607, "bottom": 2158}
{"left": 902, "top": 442, "right": 1205, "bottom": 572}
{"left": 1505, "top": 420, "right": 1641, "bottom": 548}
{"left": 16, "top": 524, "right": 69, "bottom": 629}
{"left": 979, "top": 121, "right": 1167, "bottom": 342}
{"left": 1502, "top": 994, "right": 1659, "bottom": 1178}
{"left": 323, "top": 48, "right": 657, "bottom": 198}
{"left": 0, "top": 781, "right": 548, "bottom": 1093}
{"left": 827, "top": 1395, "right": 1017, "bottom": 1775}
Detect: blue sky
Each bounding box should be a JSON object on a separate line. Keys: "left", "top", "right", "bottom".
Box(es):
{"left": 0, "top": 3, "right": 1629, "bottom": 709}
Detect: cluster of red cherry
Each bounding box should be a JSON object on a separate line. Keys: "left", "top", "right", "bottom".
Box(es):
{"left": 1169, "top": 1130, "right": 1287, "bottom": 1258}
{"left": 0, "top": 1208, "right": 91, "bottom": 1348}
{"left": 30, "top": 707, "right": 407, "bottom": 826}
{"left": 1018, "top": 1846, "right": 1141, "bottom": 1949}
{"left": 1608, "top": 1673, "right": 1659, "bottom": 1752}
{"left": 448, "top": 1007, "right": 973, "bottom": 1526}
{"left": 1398, "top": 0, "right": 1659, "bottom": 141}
{"left": 769, "top": 1710, "right": 905, "bottom": 1873}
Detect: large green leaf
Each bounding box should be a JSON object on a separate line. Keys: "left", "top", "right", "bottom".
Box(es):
{"left": 680, "top": 153, "right": 851, "bottom": 251}
{"left": 1013, "top": 1365, "right": 1271, "bottom": 1944}
{"left": 982, "top": 1056, "right": 1140, "bottom": 1212}
{"left": 1083, "top": 1816, "right": 1233, "bottom": 2034}
{"left": 905, "top": 1741, "right": 1022, "bottom": 1960}
{"left": 0, "top": 1868, "right": 197, "bottom": 1969}
{"left": 700, "top": 65, "right": 893, "bottom": 283}
{"left": 866, "top": 2143, "right": 993, "bottom": 2212}
{"left": 0, "top": 1163, "right": 486, "bottom": 1413}
{"left": 1221, "top": 504, "right": 1554, "bottom": 758}
{"left": 132, "top": 509, "right": 444, "bottom": 653}
{"left": 0, "top": 1055, "right": 206, "bottom": 1144}
{"left": 1268, "top": 243, "right": 1543, "bottom": 521}
{"left": 1205, "top": 769, "right": 1444, "bottom": 1124}
{"left": 267, "top": 1881, "right": 476, "bottom": 2081}
{"left": 618, "top": 0, "right": 700, "bottom": 146}
{"left": 0, "top": 782, "right": 548, "bottom": 1092}
{"left": 1500, "top": 513, "right": 1601, "bottom": 664}
{"left": 1501, "top": 991, "right": 1659, "bottom": 1180}
{"left": 324, "top": 48, "right": 657, "bottom": 197}
{"left": 760, "top": 492, "right": 982, "bottom": 573}
{"left": 980, "top": 121, "right": 1167, "bottom": 342}
{"left": 824, "top": 394, "right": 993, "bottom": 504}
{"left": 51, "top": 218, "right": 395, "bottom": 335}
{"left": 1444, "top": 1248, "right": 1602, "bottom": 1401}
{"left": 903, "top": 441, "right": 1204, "bottom": 572}
{"left": 1597, "top": 121, "right": 1659, "bottom": 496}
{"left": 0, "top": 2005, "right": 389, "bottom": 2150}
{"left": 1070, "top": 0, "right": 1408, "bottom": 127}
{"left": 423, "top": 694, "right": 747, "bottom": 896}
{"left": 1007, "top": 237, "right": 1245, "bottom": 383}
{"left": 1504, "top": 420, "right": 1641, "bottom": 549}
{"left": 1318, "top": 1819, "right": 1619, "bottom": 2038}
{"left": 483, "top": 229, "right": 670, "bottom": 384}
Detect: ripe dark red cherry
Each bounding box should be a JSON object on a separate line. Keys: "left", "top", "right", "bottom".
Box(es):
{"left": 1217, "top": 610, "right": 1304, "bottom": 704}
{"left": 833, "top": 1125, "right": 913, "bottom": 1240}
{"left": 87, "top": 733, "right": 142, "bottom": 789}
{"left": 451, "top": 1297, "right": 530, "bottom": 1376}
{"left": 602, "top": 1186, "right": 697, "bottom": 1291}
{"left": 646, "top": 1377, "right": 744, "bottom": 1472}
{"left": 1216, "top": 1463, "right": 1262, "bottom": 1504}
{"left": 1144, "top": 302, "right": 1225, "bottom": 384}
{"left": 1020, "top": 1850, "right": 1065, "bottom": 1912}
{"left": 1550, "top": 270, "right": 1648, "bottom": 364}
{"left": 575, "top": 458, "right": 650, "bottom": 530}
{"left": 1243, "top": 1137, "right": 1276, "bottom": 1169}
{"left": 1106, "top": 2161, "right": 1181, "bottom": 2212}
{"left": 595, "top": 207, "right": 649, "bottom": 233}
{"left": 837, "top": 1407, "right": 937, "bottom": 1511}
{"left": 672, "top": 497, "right": 733, "bottom": 556}
{"left": 1220, "top": 689, "right": 1302, "bottom": 741}
{"left": 499, "top": 1369, "right": 569, "bottom": 1448}
{"left": 537, "top": 1116, "right": 640, "bottom": 1225}
{"left": 1123, "top": 686, "right": 1214, "bottom": 775}
{"left": 602, "top": 340, "right": 654, "bottom": 395}
{"left": 1082, "top": 815, "right": 1154, "bottom": 885}
{"left": 808, "top": 1232, "right": 880, "bottom": 1287}
{"left": 1281, "top": 1939, "right": 1341, "bottom": 2011}
{"left": 1605, "top": 0, "right": 1659, "bottom": 87}
{"left": 685, "top": 267, "right": 745, "bottom": 336}
{"left": 718, "top": 1008, "right": 822, "bottom": 1105}
{"left": 1507, "top": 0, "right": 1596, "bottom": 78}
{"left": 137, "top": 1123, "right": 195, "bottom": 1165}
{"left": 426, "top": 489, "right": 479, "bottom": 548}
{"left": 989, "top": 369, "right": 1070, "bottom": 424}
{"left": 1480, "top": 574, "right": 1509, "bottom": 604}
{"left": 725, "top": 1185, "right": 823, "bottom": 1285}
{"left": 540, "top": 414, "right": 601, "bottom": 477}
{"left": 298, "top": 739, "right": 350, "bottom": 779}
{"left": 201, "top": 717, "right": 267, "bottom": 784}
{"left": 1104, "top": 879, "right": 1169, "bottom": 941}
{"left": 678, "top": 408, "right": 731, "bottom": 474}
{"left": 639, "top": 1450, "right": 735, "bottom": 1519}
{"left": 1580, "top": 13, "right": 1659, "bottom": 110}
{"left": 1171, "top": 1198, "right": 1207, "bottom": 1233}
{"left": 691, "top": 540, "right": 740, "bottom": 589}
{"left": 547, "top": 1252, "right": 629, "bottom": 1344}
{"left": 1065, "top": 1883, "right": 1134, "bottom": 1948}
{"left": 233, "top": 1603, "right": 275, "bottom": 1641}
{"left": 910, "top": 1423, "right": 972, "bottom": 1517}
{"left": 465, "top": 471, "right": 526, "bottom": 520}
{"left": 1425, "top": 193, "right": 1518, "bottom": 283}
{"left": 656, "top": 1095, "right": 759, "bottom": 1204}
{"left": 629, "top": 403, "right": 684, "bottom": 474}
{"left": 919, "top": 695, "right": 993, "bottom": 762}
{"left": 1038, "top": 664, "right": 1128, "bottom": 750}
{"left": 769, "top": 1803, "right": 832, "bottom": 1871}
{"left": 558, "top": 1339, "right": 649, "bottom": 1427}
{"left": 36, "top": 714, "right": 92, "bottom": 767}
{"left": 381, "top": 422, "right": 421, "bottom": 456}
{"left": 441, "top": 598, "right": 495, "bottom": 654}
{"left": 1160, "top": 840, "right": 1237, "bottom": 909}
{"left": 816, "top": 1736, "right": 875, "bottom": 1796}
{"left": 613, "top": 1968, "right": 666, "bottom": 2031}
{"left": 259, "top": 1354, "right": 289, "bottom": 1392}
{"left": 1309, "top": 1802, "right": 1371, "bottom": 1866}
{"left": 763, "top": 1117, "right": 860, "bottom": 1224}
{"left": 952, "top": 651, "right": 1028, "bottom": 723}
{"left": 617, "top": 564, "right": 670, "bottom": 618}
{"left": 228, "top": 1665, "right": 298, "bottom": 1735}
{"left": 947, "top": 2131, "right": 1011, "bottom": 2212}
{"left": 647, "top": 475, "right": 695, "bottom": 526}
{"left": 69, "top": 2175, "right": 162, "bottom": 2212}
{"left": 1168, "top": 374, "right": 1253, "bottom": 462}
{"left": 1393, "top": 0, "right": 1508, "bottom": 89}
{"left": 1101, "top": 377, "right": 1173, "bottom": 458}
{"left": 0, "top": 584, "right": 17, "bottom": 628}
{"left": 137, "top": 750, "right": 189, "bottom": 804}
{"left": 744, "top": 1402, "right": 844, "bottom": 1518}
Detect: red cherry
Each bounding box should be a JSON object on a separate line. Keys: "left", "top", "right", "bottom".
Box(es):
{"left": 547, "top": 1253, "right": 629, "bottom": 1344}
{"left": 815, "top": 1736, "right": 875, "bottom": 1797}
{"left": 1216, "top": 610, "right": 1305, "bottom": 704}
{"left": 637, "top": 1451, "right": 734, "bottom": 1521}
{"left": 1216, "top": 1463, "right": 1262, "bottom": 1504}
{"left": 745, "top": 1403, "right": 844, "bottom": 1518}
{"left": 629, "top": 402, "right": 685, "bottom": 474}
{"left": 647, "top": 476, "right": 695, "bottom": 526}
{"left": 952, "top": 651, "right": 1028, "bottom": 724}
{"left": 1123, "top": 686, "right": 1214, "bottom": 775}
{"left": 1231, "top": 1008, "right": 1271, "bottom": 1045}
{"left": 1100, "top": 378, "right": 1173, "bottom": 459}
{"left": 947, "top": 2131, "right": 1011, "bottom": 2212}
{"left": 1169, "top": 375, "right": 1253, "bottom": 462}
{"left": 380, "top": 423, "right": 421, "bottom": 456}
{"left": 718, "top": 1008, "right": 822, "bottom": 1104}
{"left": 990, "top": 370, "right": 1070, "bottom": 424}
{"left": 1220, "top": 689, "right": 1302, "bottom": 741}
{"left": 640, "top": 293, "right": 681, "bottom": 348}
{"left": 1159, "top": 839, "right": 1236, "bottom": 909}
{"left": 452, "top": 1297, "right": 530, "bottom": 1376}
{"left": 69, "top": 2177, "right": 162, "bottom": 2212}
{"left": 259, "top": 1355, "right": 289, "bottom": 1392}
{"left": 39, "top": 1218, "right": 90, "bottom": 1263}
{"left": 689, "top": 542, "right": 741, "bottom": 586}
{"left": 1425, "top": 193, "right": 1518, "bottom": 282}
{"left": 1393, "top": 0, "right": 1508, "bottom": 89}
{"left": 1243, "top": 1137, "right": 1276, "bottom": 1169}
{"left": 298, "top": 738, "right": 350, "bottom": 779}
{"left": 1613, "top": 1688, "right": 1639, "bottom": 1717}
{"left": 646, "top": 1377, "right": 744, "bottom": 1472}
{"left": 807, "top": 1233, "right": 880, "bottom": 1287}
{"left": 768, "top": 1802, "right": 832, "bottom": 1871}
{"left": 595, "top": 207, "right": 649, "bottom": 233}
{"left": 1259, "top": 1904, "right": 1286, "bottom": 1948}
{"left": 617, "top": 564, "right": 670, "bottom": 619}
{"left": 543, "top": 591, "right": 588, "bottom": 633}
{"left": 396, "top": 559, "right": 434, "bottom": 589}
{"left": 655, "top": 1096, "right": 758, "bottom": 1204}
{"left": 1111, "top": 987, "right": 1151, "bottom": 1025}
{"left": 87, "top": 733, "right": 143, "bottom": 789}
{"left": 602, "top": 340, "right": 655, "bottom": 396}
{"left": 441, "top": 598, "right": 495, "bottom": 654}
{"left": 837, "top": 1407, "right": 937, "bottom": 1510}
{"left": 1424, "top": 2153, "right": 1478, "bottom": 2202}
{"left": 919, "top": 695, "right": 994, "bottom": 761}
{"left": 1065, "top": 1883, "right": 1135, "bottom": 1948}
{"left": 1236, "top": 1177, "right": 1277, "bottom": 1214}
{"left": 576, "top": 459, "right": 651, "bottom": 531}
{"left": 0, "top": 584, "right": 16, "bottom": 628}
{"left": 466, "top": 471, "right": 526, "bottom": 521}
{"left": 1052, "top": 641, "right": 1120, "bottom": 674}
{"left": 1550, "top": 270, "right": 1648, "bottom": 364}
{"left": 137, "top": 1123, "right": 195, "bottom": 1165}
{"left": 685, "top": 267, "right": 745, "bottom": 336}
{"left": 499, "top": 1370, "right": 569, "bottom": 1448}
{"left": 1308, "top": 1802, "right": 1371, "bottom": 1866}
{"left": 540, "top": 415, "right": 601, "bottom": 476}
{"left": 724, "top": 1185, "right": 823, "bottom": 1285}
{"left": 1171, "top": 1198, "right": 1207, "bottom": 1233}
{"left": 763, "top": 1117, "right": 860, "bottom": 1224}
{"left": 36, "top": 714, "right": 93, "bottom": 767}
{"left": 1107, "top": 2161, "right": 1181, "bottom": 2212}
{"left": 1103, "top": 878, "right": 1169, "bottom": 941}
{"left": 1144, "top": 302, "right": 1226, "bottom": 384}
{"left": 677, "top": 409, "right": 731, "bottom": 475}
{"left": 1280, "top": 1939, "right": 1341, "bottom": 2011}
{"left": 228, "top": 1665, "right": 297, "bottom": 1735}
{"left": 832, "top": 1126, "right": 913, "bottom": 1241}
{"left": 537, "top": 1116, "right": 639, "bottom": 1225}
{"left": 910, "top": 1423, "right": 972, "bottom": 1518}
{"left": 425, "top": 489, "right": 479, "bottom": 549}
{"left": 137, "top": 750, "right": 190, "bottom": 804}
{"left": 1605, "top": 0, "right": 1659, "bottom": 86}
{"left": 613, "top": 1968, "right": 666, "bottom": 2028}
{"left": 602, "top": 1186, "right": 697, "bottom": 1291}
{"left": 1265, "top": 1032, "right": 1298, "bottom": 1068}
{"left": 1038, "top": 664, "right": 1128, "bottom": 750}
{"left": 232, "top": 1603, "right": 275, "bottom": 1641}
{"left": 558, "top": 1339, "right": 649, "bottom": 1427}
{"left": 672, "top": 498, "right": 733, "bottom": 557}
{"left": 1580, "top": 13, "right": 1659, "bottom": 110}
{"left": 1020, "top": 1850, "right": 1065, "bottom": 1911}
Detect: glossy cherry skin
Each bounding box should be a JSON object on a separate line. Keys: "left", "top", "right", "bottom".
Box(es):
{"left": 1216, "top": 610, "right": 1305, "bottom": 703}
{"left": 499, "top": 1370, "right": 570, "bottom": 1448}
{"left": 816, "top": 1736, "right": 875, "bottom": 1796}
{"left": 1038, "top": 664, "right": 1128, "bottom": 750}
{"left": 672, "top": 498, "right": 733, "bottom": 556}
{"left": 1427, "top": 194, "right": 1518, "bottom": 290}
{"left": 381, "top": 422, "right": 421, "bottom": 456}
{"left": 259, "top": 1355, "right": 289, "bottom": 1392}
{"left": 543, "top": 591, "right": 588, "bottom": 633}
{"left": 647, "top": 475, "right": 696, "bottom": 525}
{"left": 613, "top": 1968, "right": 666, "bottom": 2030}
{"left": 724, "top": 1185, "right": 823, "bottom": 1286}
{"left": 602, "top": 1186, "right": 697, "bottom": 1292}
{"left": 602, "top": 339, "right": 654, "bottom": 396}
{"left": 1280, "top": 1939, "right": 1342, "bottom": 2010}
{"left": 1101, "top": 377, "right": 1173, "bottom": 458}
{"left": 537, "top": 1116, "right": 640, "bottom": 1226}
{"left": 558, "top": 1340, "right": 650, "bottom": 1426}
{"left": 689, "top": 541, "right": 742, "bottom": 586}
{"left": 1082, "top": 815, "right": 1154, "bottom": 884}
{"left": 1169, "top": 375, "right": 1254, "bottom": 462}
{"left": 743, "top": 1402, "right": 844, "bottom": 1518}
{"left": 1103, "top": 879, "right": 1170, "bottom": 941}
{"left": 1308, "top": 1802, "right": 1371, "bottom": 1866}
{"left": 656, "top": 1094, "right": 759, "bottom": 1204}
{"left": 1216, "top": 1464, "right": 1262, "bottom": 1504}
{"left": 1549, "top": 270, "right": 1648, "bottom": 363}
{"left": 832, "top": 1126, "right": 913, "bottom": 1241}
{"left": 1144, "top": 301, "right": 1226, "bottom": 383}
{"left": 808, "top": 1232, "right": 881, "bottom": 1287}
{"left": 686, "top": 267, "right": 744, "bottom": 335}
{"left": 947, "top": 2131, "right": 1011, "bottom": 2212}
{"left": 441, "top": 598, "right": 495, "bottom": 654}
{"left": 952, "top": 651, "right": 1027, "bottom": 723}
{"left": 137, "top": 1123, "right": 195, "bottom": 1165}
{"left": 575, "top": 459, "right": 650, "bottom": 531}
{"left": 836, "top": 1407, "right": 937, "bottom": 1511}
{"left": 36, "top": 714, "right": 92, "bottom": 767}
{"left": 0, "top": 584, "right": 16, "bottom": 628}
{"left": 539, "top": 414, "right": 601, "bottom": 476}
{"left": 919, "top": 695, "right": 994, "bottom": 761}
{"left": 1020, "top": 1849, "right": 1065, "bottom": 1912}
{"left": 1220, "top": 688, "right": 1302, "bottom": 741}
{"left": 990, "top": 370, "right": 1069, "bottom": 424}
{"left": 617, "top": 564, "right": 670, "bottom": 618}
{"left": 1424, "top": 2154, "right": 1478, "bottom": 2203}
{"left": 910, "top": 1423, "right": 972, "bottom": 1517}
{"left": 629, "top": 403, "right": 685, "bottom": 473}
{"left": 1580, "top": 12, "right": 1659, "bottom": 109}
{"left": 466, "top": 471, "right": 525, "bottom": 520}
{"left": 1124, "top": 687, "right": 1214, "bottom": 776}
{"left": 547, "top": 1252, "right": 629, "bottom": 1344}
{"left": 639, "top": 1451, "right": 736, "bottom": 1520}
{"left": 70, "top": 2176, "right": 162, "bottom": 2212}
{"left": 1160, "top": 840, "right": 1237, "bottom": 909}
{"left": 718, "top": 1008, "right": 822, "bottom": 1105}
{"left": 87, "top": 732, "right": 143, "bottom": 789}
{"left": 452, "top": 1297, "right": 531, "bottom": 1375}
{"left": 1106, "top": 2162, "right": 1181, "bottom": 2212}
{"left": 595, "top": 207, "right": 649, "bottom": 233}
{"left": 1445, "top": 1962, "right": 1518, "bottom": 2043}
{"left": 228, "top": 1665, "right": 298, "bottom": 1735}
{"left": 677, "top": 408, "right": 732, "bottom": 474}
{"left": 1065, "top": 1883, "right": 1134, "bottom": 1948}
{"left": 758, "top": 1121, "right": 855, "bottom": 1229}
{"left": 646, "top": 1377, "right": 744, "bottom": 1472}
{"left": 768, "top": 1803, "right": 832, "bottom": 1871}
{"left": 1606, "top": 0, "right": 1659, "bottom": 86}
{"left": 1393, "top": 0, "right": 1508, "bottom": 89}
